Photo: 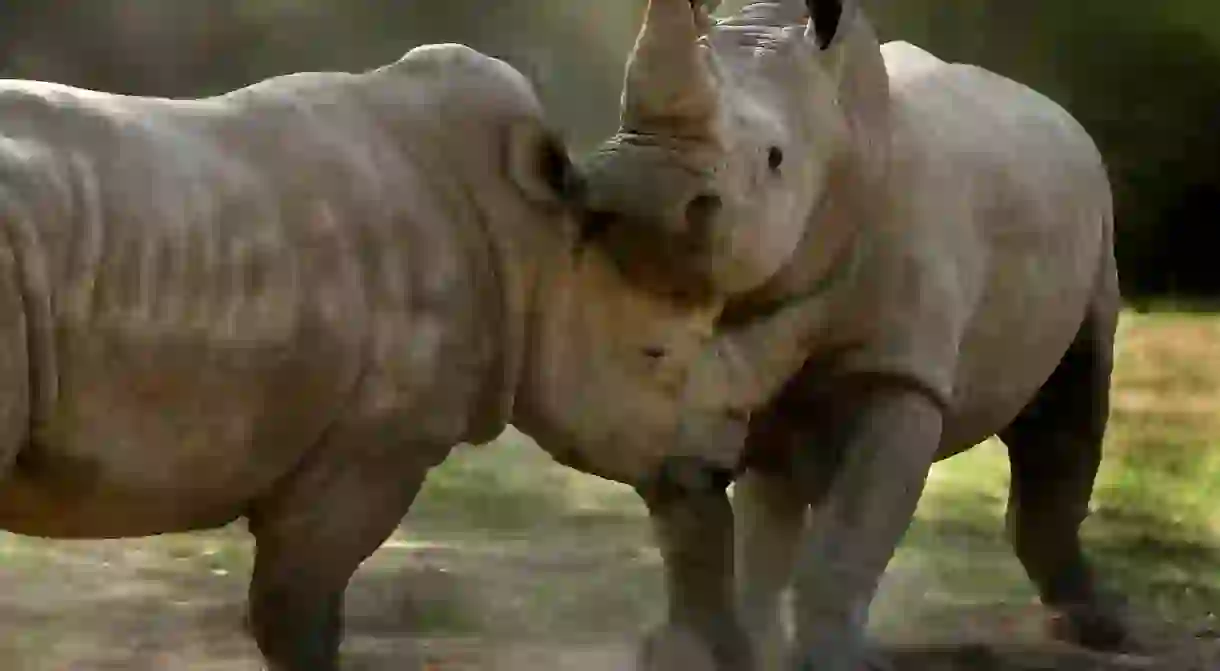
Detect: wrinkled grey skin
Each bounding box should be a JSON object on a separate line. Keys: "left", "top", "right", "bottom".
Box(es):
{"left": 0, "top": 43, "right": 793, "bottom": 671}
{"left": 583, "top": 1, "right": 1133, "bottom": 670}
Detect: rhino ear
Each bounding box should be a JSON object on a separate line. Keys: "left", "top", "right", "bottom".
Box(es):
{"left": 806, "top": 0, "right": 844, "bottom": 50}
{"left": 506, "top": 121, "right": 584, "bottom": 208}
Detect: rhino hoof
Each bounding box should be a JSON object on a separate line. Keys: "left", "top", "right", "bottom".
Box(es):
{"left": 850, "top": 647, "right": 894, "bottom": 671}
{"left": 638, "top": 622, "right": 754, "bottom": 671}
{"left": 1047, "top": 603, "right": 1143, "bottom": 654}
{"left": 787, "top": 641, "right": 893, "bottom": 671}
{"left": 639, "top": 625, "right": 718, "bottom": 671}
{"left": 863, "top": 649, "right": 896, "bottom": 671}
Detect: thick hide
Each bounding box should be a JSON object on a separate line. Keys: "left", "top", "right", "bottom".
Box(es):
{"left": 584, "top": 1, "right": 1128, "bottom": 670}
{"left": 0, "top": 42, "right": 796, "bottom": 671}
{"left": 0, "top": 54, "right": 510, "bottom": 536}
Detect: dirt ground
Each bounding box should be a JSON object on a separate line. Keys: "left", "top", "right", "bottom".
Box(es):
{"left": 0, "top": 520, "right": 1215, "bottom": 671}
{"left": 5, "top": 312, "right": 1218, "bottom": 670}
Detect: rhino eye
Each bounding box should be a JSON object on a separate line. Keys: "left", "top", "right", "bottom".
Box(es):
{"left": 767, "top": 146, "right": 784, "bottom": 172}
{"left": 642, "top": 346, "right": 667, "bottom": 360}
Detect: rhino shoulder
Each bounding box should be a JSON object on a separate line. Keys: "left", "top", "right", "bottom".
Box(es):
{"left": 880, "top": 41, "right": 947, "bottom": 82}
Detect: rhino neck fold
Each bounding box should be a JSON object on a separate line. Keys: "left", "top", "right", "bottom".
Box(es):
{"left": 370, "top": 118, "right": 528, "bottom": 448}
{"left": 721, "top": 132, "right": 884, "bottom": 329}
{"left": 446, "top": 170, "right": 533, "bottom": 448}
{"left": 355, "top": 72, "right": 542, "bottom": 448}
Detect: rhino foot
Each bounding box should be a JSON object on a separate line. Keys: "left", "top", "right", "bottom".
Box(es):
{"left": 859, "top": 648, "right": 896, "bottom": 671}
{"left": 789, "top": 644, "right": 892, "bottom": 671}
{"left": 639, "top": 620, "right": 755, "bottom": 671}
{"left": 1047, "top": 598, "right": 1145, "bottom": 654}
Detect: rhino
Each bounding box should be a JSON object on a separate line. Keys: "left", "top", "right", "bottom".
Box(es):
{"left": 582, "top": 1, "right": 1135, "bottom": 669}
{"left": 0, "top": 42, "right": 840, "bottom": 671}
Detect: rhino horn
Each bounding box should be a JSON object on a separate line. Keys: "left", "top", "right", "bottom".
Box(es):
{"left": 620, "top": 0, "right": 720, "bottom": 142}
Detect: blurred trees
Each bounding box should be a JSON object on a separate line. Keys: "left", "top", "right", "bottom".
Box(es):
{"left": 865, "top": 0, "right": 1220, "bottom": 300}
{"left": 0, "top": 0, "right": 643, "bottom": 147}
{"left": 1, "top": 0, "right": 1215, "bottom": 299}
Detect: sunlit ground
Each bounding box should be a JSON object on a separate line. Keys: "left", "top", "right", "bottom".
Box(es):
{"left": 0, "top": 310, "right": 1217, "bottom": 670}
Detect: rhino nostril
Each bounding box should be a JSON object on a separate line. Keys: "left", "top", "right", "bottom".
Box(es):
{"left": 725, "top": 406, "right": 750, "bottom": 423}
{"left": 684, "top": 192, "right": 723, "bottom": 233}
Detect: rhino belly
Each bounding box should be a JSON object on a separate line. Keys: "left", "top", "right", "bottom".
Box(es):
{"left": 0, "top": 296, "right": 366, "bottom": 538}
{"left": 939, "top": 264, "right": 1099, "bottom": 457}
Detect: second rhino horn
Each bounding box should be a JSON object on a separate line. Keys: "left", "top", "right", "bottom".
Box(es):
{"left": 620, "top": 0, "right": 719, "bottom": 141}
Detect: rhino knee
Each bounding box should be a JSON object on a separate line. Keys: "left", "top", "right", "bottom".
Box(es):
{"left": 637, "top": 454, "right": 734, "bottom": 505}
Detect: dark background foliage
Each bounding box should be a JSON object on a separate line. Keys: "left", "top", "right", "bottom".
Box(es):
{"left": 2, "top": 0, "right": 1215, "bottom": 299}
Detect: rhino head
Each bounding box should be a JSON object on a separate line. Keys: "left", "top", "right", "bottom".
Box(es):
{"left": 581, "top": 0, "right": 891, "bottom": 300}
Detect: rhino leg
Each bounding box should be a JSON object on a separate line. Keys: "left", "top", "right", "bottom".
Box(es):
{"left": 787, "top": 379, "right": 943, "bottom": 671}
{"left": 998, "top": 295, "right": 1136, "bottom": 652}
{"left": 245, "top": 429, "right": 440, "bottom": 671}
{"left": 733, "top": 467, "right": 805, "bottom": 671}
{"left": 636, "top": 457, "right": 755, "bottom": 671}
{"left": 728, "top": 398, "right": 818, "bottom": 670}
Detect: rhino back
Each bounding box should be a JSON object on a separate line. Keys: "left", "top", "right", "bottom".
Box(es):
{"left": 0, "top": 77, "right": 494, "bottom": 534}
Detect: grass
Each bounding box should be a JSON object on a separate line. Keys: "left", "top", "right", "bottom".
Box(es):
{"left": 0, "top": 308, "right": 1216, "bottom": 668}
{"left": 400, "top": 308, "right": 1220, "bottom": 643}
{"left": 393, "top": 307, "right": 1220, "bottom": 649}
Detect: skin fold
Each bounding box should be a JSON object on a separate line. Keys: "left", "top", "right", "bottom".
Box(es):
{"left": 582, "top": 1, "right": 1133, "bottom": 669}
{"left": 0, "top": 42, "right": 831, "bottom": 671}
